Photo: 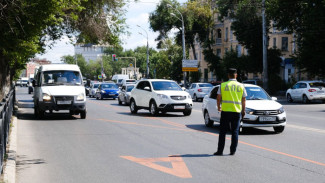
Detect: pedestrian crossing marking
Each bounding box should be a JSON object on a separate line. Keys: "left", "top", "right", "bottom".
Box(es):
{"left": 120, "top": 155, "right": 192, "bottom": 178}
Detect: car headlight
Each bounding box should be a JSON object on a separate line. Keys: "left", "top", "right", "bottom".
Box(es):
{"left": 42, "top": 93, "right": 51, "bottom": 101}
{"left": 157, "top": 94, "right": 168, "bottom": 99}
{"left": 77, "top": 93, "right": 85, "bottom": 101}
{"left": 101, "top": 90, "right": 106, "bottom": 93}
{"left": 278, "top": 107, "right": 285, "bottom": 114}
{"left": 188, "top": 95, "right": 191, "bottom": 99}
{"left": 245, "top": 108, "right": 254, "bottom": 115}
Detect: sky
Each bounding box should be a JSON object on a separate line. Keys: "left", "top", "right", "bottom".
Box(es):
{"left": 36, "top": 0, "right": 187, "bottom": 63}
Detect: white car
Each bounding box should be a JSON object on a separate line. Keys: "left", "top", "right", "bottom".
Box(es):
{"left": 89, "top": 82, "right": 101, "bottom": 98}
{"left": 129, "top": 79, "right": 193, "bottom": 116}
{"left": 118, "top": 84, "right": 135, "bottom": 105}
{"left": 187, "top": 83, "right": 213, "bottom": 101}
{"left": 286, "top": 81, "right": 325, "bottom": 104}
{"left": 202, "top": 84, "right": 286, "bottom": 133}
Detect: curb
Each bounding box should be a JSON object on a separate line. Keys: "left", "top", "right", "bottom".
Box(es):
{"left": 3, "top": 116, "right": 17, "bottom": 183}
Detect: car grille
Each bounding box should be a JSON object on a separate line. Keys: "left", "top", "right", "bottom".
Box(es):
{"left": 171, "top": 96, "right": 186, "bottom": 100}
{"left": 253, "top": 110, "right": 278, "bottom": 115}
{"left": 54, "top": 96, "right": 74, "bottom": 101}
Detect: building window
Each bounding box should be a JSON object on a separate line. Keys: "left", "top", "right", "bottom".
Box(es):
{"left": 217, "top": 29, "right": 222, "bottom": 38}
{"left": 273, "top": 38, "right": 276, "bottom": 48}
{"left": 230, "top": 28, "right": 233, "bottom": 41}
{"left": 217, "top": 49, "right": 221, "bottom": 57}
{"left": 281, "top": 37, "right": 288, "bottom": 51}
{"left": 288, "top": 69, "right": 291, "bottom": 74}
{"left": 225, "top": 27, "right": 229, "bottom": 42}
{"left": 237, "top": 45, "right": 242, "bottom": 57}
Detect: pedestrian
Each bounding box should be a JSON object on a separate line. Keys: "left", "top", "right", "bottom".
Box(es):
{"left": 214, "top": 68, "right": 246, "bottom": 156}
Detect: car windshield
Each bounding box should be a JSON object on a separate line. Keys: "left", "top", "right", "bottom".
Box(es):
{"left": 309, "top": 82, "right": 325, "bottom": 88}
{"left": 152, "top": 81, "right": 182, "bottom": 91}
{"left": 101, "top": 84, "right": 118, "bottom": 89}
{"left": 198, "top": 83, "right": 213, "bottom": 87}
{"left": 42, "top": 71, "right": 82, "bottom": 86}
{"left": 126, "top": 85, "right": 135, "bottom": 92}
{"left": 93, "top": 84, "right": 99, "bottom": 88}
{"left": 245, "top": 87, "right": 271, "bottom": 100}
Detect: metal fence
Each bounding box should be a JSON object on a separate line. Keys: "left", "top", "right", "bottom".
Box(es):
{"left": 0, "top": 86, "right": 15, "bottom": 173}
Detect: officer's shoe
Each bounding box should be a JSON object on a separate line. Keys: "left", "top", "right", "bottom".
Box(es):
{"left": 229, "top": 151, "right": 236, "bottom": 155}
{"left": 213, "top": 151, "right": 223, "bottom": 156}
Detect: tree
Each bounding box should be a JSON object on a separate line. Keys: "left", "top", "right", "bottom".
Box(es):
{"left": 0, "top": 0, "right": 126, "bottom": 98}
{"left": 268, "top": 0, "right": 325, "bottom": 78}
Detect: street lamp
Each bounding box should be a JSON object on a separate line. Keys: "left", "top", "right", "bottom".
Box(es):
{"left": 167, "top": 4, "right": 187, "bottom": 87}
{"left": 137, "top": 25, "right": 150, "bottom": 79}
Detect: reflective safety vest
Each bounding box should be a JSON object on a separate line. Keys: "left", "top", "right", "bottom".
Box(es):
{"left": 221, "top": 80, "right": 244, "bottom": 113}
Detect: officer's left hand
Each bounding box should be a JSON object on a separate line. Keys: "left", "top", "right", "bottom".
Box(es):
{"left": 241, "top": 111, "right": 245, "bottom": 118}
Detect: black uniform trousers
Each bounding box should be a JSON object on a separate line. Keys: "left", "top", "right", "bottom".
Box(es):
{"left": 217, "top": 111, "right": 241, "bottom": 153}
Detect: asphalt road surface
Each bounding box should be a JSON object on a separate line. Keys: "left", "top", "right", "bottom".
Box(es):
{"left": 15, "top": 87, "right": 325, "bottom": 183}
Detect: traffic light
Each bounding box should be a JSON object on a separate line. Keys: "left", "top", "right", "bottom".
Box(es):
{"left": 112, "top": 54, "right": 118, "bottom": 61}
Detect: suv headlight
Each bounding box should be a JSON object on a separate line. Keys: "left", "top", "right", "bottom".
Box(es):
{"left": 157, "top": 94, "right": 168, "bottom": 99}
{"left": 42, "top": 93, "right": 51, "bottom": 101}
{"left": 77, "top": 93, "right": 85, "bottom": 101}
{"left": 278, "top": 107, "right": 285, "bottom": 114}
{"left": 245, "top": 108, "right": 254, "bottom": 115}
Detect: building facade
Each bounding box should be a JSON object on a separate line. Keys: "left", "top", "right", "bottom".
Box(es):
{"left": 74, "top": 44, "right": 109, "bottom": 63}
{"left": 189, "top": 13, "right": 296, "bottom": 83}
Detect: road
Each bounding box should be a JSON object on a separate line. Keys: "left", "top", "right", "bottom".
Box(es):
{"left": 15, "top": 87, "right": 325, "bottom": 183}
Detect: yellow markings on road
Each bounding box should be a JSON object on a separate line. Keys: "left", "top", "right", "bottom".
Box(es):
{"left": 120, "top": 155, "right": 192, "bottom": 178}
{"left": 287, "top": 124, "right": 325, "bottom": 134}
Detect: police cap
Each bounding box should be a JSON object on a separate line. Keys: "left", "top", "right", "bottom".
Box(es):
{"left": 228, "top": 68, "right": 237, "bottom": 74}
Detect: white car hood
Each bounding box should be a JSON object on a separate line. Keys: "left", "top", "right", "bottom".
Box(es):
{"left": 246, "top": 100, "right": 282, "bottom": 110}
{"left": 155, "top": 90, "right": 189, "bottom": 96}
{"left": 41, "top": 86, "right": 85, "bottom": 96}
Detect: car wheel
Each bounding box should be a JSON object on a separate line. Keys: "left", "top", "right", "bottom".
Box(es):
{"left": 287, "top": 94, "right": 293, "bottom": 103}
{"left": 183, "top": 110, "right": 192, "bottom": 116}
{"left": 204, "top": 111, "right": 214, "bottom": 127}
{"left": 150, "top": 101, "right": 159, "bottom": 116}
{"left": 118, "top": 97, "right": 122, "bottom": 105}
{"left": 273, "top": 126, "right": 285, "bottom": 133}
{"left": 193, "top": 94, "right": 198, "bottom": 102}
{"left": 130, "top": 99, "right": 138, "bottom": 114}
{"left": 80, "top": 110, "right": 86, "bottom": 119}
{"left": 302, "top": 95, "right": 309, "bottom": 104}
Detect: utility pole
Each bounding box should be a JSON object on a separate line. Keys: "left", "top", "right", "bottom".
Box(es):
{"left": 262, "top": 0, "right": 268, "bottom": 91}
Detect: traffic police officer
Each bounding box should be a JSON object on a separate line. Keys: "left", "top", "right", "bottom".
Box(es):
{"left": 214, "top": 68, "right": 246, "bottom": 156}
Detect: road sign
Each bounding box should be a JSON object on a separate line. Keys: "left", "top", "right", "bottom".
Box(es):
{"left": 182, "top": 60, "right": 198, "bottom": 72}
{"left": 98, "top": 75, "right": 102, "bottom": 79}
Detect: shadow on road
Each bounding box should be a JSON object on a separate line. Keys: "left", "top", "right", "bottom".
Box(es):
{"left": 186, "top": 124, "right": 277, "bottom": 136}
{"left": 168, "top": 154, "right": 214, "bottom": 158}
{"left": 16, "top": 155, "right": 46, "bottom": 172}
{"left": 117, "top": 112, "right": 186, "bottom": 118}
{"left": 17, "top": 110, "right": 78, "bottom": 121}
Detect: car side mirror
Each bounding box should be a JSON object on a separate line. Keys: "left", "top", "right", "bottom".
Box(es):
{"left": 32, "top": 80, "right": 37, "bottom": 87}
{"left": 271, "top": 97, "right": 277, "bottom": 101}
{"left": 144, "top": 86, "right": 151, "bottom": 91}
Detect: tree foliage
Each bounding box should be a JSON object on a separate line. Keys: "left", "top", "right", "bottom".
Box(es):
{"left": 267, "top": 0, "right": 325, "bottom": 78}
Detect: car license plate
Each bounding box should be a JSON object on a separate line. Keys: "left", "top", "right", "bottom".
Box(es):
{"left": 174, "top": 105, "right": 185, "bottom": 109}
{"left": 259, "top": 116, "right": 276, "bottom": 122}
{"left": 109, "top": 94, "right": 116, "bottom": 96}
{"left": 57, "top": 100, "right": 71, "bottom": 105}
{"left": 317, "top": 91, "right": 324, "bottom": 93}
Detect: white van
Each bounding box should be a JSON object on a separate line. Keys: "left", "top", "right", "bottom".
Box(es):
{"left": 33, "top": 64, "right": 87, "bottom": 119}
{"left": 121, "top": 79, "right": 136, "bottom": 87}
{"left": 112, "top": 74, "right": 129, "bottom": 86}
